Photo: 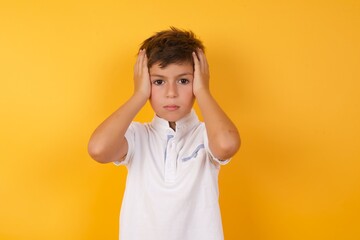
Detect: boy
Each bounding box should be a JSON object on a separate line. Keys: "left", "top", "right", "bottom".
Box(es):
{"left": 88, "top": 27, "right": 241, "bottom": 240}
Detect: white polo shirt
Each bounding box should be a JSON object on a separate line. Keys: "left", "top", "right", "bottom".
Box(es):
{"left": 114, "top": 110, "right": 230, "bottom": 240}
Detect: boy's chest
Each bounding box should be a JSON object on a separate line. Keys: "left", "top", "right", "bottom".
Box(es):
{"left": 138, "top": 131, "right": 208, "bottom": 183}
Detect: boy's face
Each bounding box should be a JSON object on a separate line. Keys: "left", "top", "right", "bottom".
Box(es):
{"left": 149, "top": 62, "right": 195, "bottom": 123}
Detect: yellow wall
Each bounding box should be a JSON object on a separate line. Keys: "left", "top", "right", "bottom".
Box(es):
{"left": 1, "top": 0, "right": 359, "bottom": 239}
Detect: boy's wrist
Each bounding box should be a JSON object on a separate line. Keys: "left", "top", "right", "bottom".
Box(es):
{"left": 131, "top": 91, "right": 149, "bottom": 105}
{"left": 194, "top": 88, "right": 211, "bottom": 98}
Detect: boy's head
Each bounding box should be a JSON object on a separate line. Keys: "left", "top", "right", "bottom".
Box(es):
{"left": 140, "top": 27, "right": 205, "bottom": 69}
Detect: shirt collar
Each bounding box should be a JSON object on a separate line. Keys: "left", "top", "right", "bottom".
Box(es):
{"left": 151, "top": 109, "right": 199, "bottom": 137}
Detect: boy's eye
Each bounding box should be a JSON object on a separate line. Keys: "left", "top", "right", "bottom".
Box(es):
{"left": 178, "top": 78, "right": 190, "bottom": 84}
{"left": 153, "top": 80, "right": 165, "bottom": 85}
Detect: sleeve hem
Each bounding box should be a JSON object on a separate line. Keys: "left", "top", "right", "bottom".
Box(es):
{"left": 203, "top": 125, "right": 231, "bottom": 166}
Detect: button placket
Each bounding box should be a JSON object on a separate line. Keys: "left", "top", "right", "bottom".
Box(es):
{"left": 164, "top": 135, "right": 177, "bottom": 182}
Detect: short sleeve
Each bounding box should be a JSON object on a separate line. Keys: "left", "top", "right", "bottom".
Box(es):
{"left": 203, "top": 126, "right": 231, "bottom": 166}
{"left": 113, "top": 123, "right": 136, "bottom": 166}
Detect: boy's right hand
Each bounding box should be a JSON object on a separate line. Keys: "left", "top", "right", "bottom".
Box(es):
{"left": 133, "top": 49, "right": 151, "bottom": 99}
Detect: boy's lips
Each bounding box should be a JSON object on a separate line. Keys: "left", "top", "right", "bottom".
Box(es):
{"left": 164, "top": 105, "right": 180, "bottom": 111}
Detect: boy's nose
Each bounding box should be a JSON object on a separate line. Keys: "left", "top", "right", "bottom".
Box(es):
{"left": 166, "top": 83, "right": 178, "bottom": 98}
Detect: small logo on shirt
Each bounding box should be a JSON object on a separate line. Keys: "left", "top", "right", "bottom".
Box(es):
{"left": 182, "top": 144, "right": 205, "bottom": 162}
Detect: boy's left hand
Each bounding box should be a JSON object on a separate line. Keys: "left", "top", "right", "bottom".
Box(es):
{"left": 192, "top": 49, "right": 210, "bottom": 97}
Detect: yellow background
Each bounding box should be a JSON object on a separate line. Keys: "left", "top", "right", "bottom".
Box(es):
{"left": 1, "top": 0, "right": 359, "bottom": 239}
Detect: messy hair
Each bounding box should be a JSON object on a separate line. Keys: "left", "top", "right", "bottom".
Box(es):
{"left": 139, "top": 27, "right": 205, "bottom": 68}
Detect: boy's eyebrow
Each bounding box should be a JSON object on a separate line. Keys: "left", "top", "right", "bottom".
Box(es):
{"left": 150, "top": 73, "right": 193, "bottom": 78}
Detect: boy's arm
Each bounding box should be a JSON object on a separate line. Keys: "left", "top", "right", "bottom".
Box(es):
{"left": 193, "top": 49, "right": 241, "bottom": 161}
{"left": 88, "top": 50, "right": 150, "bottom": 164}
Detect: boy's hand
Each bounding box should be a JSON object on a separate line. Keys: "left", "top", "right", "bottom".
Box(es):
{"left": 192, "top": 49, "right": 210, "bottom": 97}
{"left": 134, "top": 49, "right": 151, "bottom": 99}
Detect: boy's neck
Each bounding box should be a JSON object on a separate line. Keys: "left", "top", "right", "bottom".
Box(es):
{"left": 169, "top": 122, "right": 176, "bottom": 131}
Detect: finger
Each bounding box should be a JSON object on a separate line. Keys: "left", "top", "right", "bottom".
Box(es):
{"left": 135, "top": 49, "right": 144, "bottom": 74}
{"left": 192, "top": 51, "right": 200, "bottom": 71}
{"left": 196, "top": 48, "right": 208, "bottom": 70}
{"left": 139, "top": 50, "right": 148, "bottom": 76}
{"left": 141, "top": 50, "right": 148, "bottom": 72}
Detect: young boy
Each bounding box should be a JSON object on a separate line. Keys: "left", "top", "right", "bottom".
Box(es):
{"left": 88, "top": 27, "right": 241, "bottom": 240}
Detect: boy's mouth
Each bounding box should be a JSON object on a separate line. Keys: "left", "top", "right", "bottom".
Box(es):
{"left": 164, "top": 105, "right": 179, "bottom": 111}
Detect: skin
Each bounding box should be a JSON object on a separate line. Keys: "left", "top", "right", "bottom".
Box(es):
{"left": 88, "top": 49, "right": 240, "bottom": 163}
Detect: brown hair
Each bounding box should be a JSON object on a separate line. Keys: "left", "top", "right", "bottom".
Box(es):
{"left": 139, "top": 27, "right": 205, "bottom": 68}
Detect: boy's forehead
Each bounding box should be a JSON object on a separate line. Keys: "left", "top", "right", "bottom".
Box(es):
{"left": 150, "top": 61, "right": 194, "bottom": 73}
{"left": 149, "top": 62, "right": 194, "bottom": 75}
